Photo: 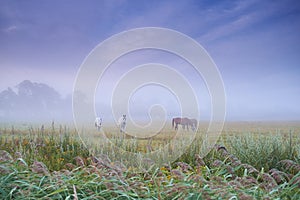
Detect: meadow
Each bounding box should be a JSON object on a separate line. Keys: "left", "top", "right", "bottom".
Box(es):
{"left": 0, "top": 121, "right": 300, "bottom": 199}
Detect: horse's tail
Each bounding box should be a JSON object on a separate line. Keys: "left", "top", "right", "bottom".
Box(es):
{"left": 172, "top": 118, "right": 174, "bottom": 128}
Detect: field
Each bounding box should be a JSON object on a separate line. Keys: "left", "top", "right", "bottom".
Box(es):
{"left": 0, "top": 121, "right": 300, "bottom": 199}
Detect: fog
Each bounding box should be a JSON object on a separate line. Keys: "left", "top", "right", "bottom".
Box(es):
{"left": 0, "top": 74, "right": 212, "bottom": 126}
{"left": 1, "top": 1, "right": 300, "bottom": 124}
{"left": 0, "top": 80, "right": 73, "bottom": 124}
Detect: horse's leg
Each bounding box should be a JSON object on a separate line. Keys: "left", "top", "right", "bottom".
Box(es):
{"left": 120, "top": 123, "right": 125, "bottom": 134}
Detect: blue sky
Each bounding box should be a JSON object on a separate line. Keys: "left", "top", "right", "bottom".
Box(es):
{"left": 1, "top": 0, "right": 300, "bottom": 121}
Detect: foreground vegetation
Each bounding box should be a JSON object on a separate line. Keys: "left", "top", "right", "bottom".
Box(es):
{"left": 0, "top": 123, "right": 300, "bottom": 199}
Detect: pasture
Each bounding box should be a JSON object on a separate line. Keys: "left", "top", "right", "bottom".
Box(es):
{"left": 0, "top": 121, "right": 300, "bottom": 199}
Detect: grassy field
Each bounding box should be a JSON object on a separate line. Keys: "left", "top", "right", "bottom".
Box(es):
{"left": 0, "top": 121, "right": 300, "bottom": 199}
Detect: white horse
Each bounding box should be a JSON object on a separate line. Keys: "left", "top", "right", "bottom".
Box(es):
{"left": 95, "top": 117, "right": 102, "bottom": 131}
{"left": 117, "top": 114, "right": 126, "bottom": 133}
{"left": 191, "top": 123, "right": 196, "bottom": 132}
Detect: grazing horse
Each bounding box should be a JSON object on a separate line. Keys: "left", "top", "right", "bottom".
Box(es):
{"left": 172, "top": 117, "right": 191, "bottom": 130}
{"left": 188, "top": 118, "right": 198, "bottom": 132}
{"left": 95, "top": 117, "right": 102, "bottom": 131}
{"left": 118, "top": 114, "right": 127, "bottom": 133}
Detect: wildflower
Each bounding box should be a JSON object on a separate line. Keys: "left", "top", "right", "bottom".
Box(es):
{"left": 160, "top": 166, "right": 167, "bottom": 171}
{"left": 22, "top": 140, "right": 29, "bottom": 146}
{"left": 167, "top": 174, "right": 172, "bottom": 180}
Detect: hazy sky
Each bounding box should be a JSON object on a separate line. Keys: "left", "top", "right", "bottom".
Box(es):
{"left": 1, "top": 0, "right": 300, "bottom": 121}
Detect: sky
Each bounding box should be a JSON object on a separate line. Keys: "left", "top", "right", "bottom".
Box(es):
{"left": 0, "top": 0, "right": 300, "bottom": 121}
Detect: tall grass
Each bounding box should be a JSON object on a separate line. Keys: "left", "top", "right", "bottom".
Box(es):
{"left": 0, "top": 125, "right": 89, "bottom": 171}
{"left": 1, "top": 149, "right": 299, "bottom": 199}
{"left": 1, "top": 125, "right": 299, "bottom": 172}
{"left": 171, "top": 129, "right": 300, "bottom": 172}
{"left": 222, "top": 130, "right": 300, "bottom": 171}
{"left": 0, "top": 124, "right": 300, "bottom": 199}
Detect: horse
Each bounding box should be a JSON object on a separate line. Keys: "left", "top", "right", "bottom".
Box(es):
{"left": 188, "top": 118, "right": 198, "bottom": 132}
{"left": 95, "top": 117, "right": 102, "bottom": 131}
{"left": 172, "top": 117, "right": 191, "bottom": 130}
{"left": 118, "top": 114, "right": 127, "bottom": 133}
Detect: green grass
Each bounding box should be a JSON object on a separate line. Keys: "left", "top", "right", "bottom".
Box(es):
{"left": 222, "top": 130, "right": 300, "bottom": 171}
{"left": 0, "top": 125, "right": 89, "bottom": 171}
{"left": 0, "top": 123, "right": 300, "bottom": 199}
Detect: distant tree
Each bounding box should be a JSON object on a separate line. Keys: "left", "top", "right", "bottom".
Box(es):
{"left": 0, "top": 80, "right": 72, "bottom": 122}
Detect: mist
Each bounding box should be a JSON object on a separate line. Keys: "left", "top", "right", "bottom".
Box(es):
{"left": 0, "top": 80, "right": 73, "bottom": 125}
{"left": 1, "top": 1, "right": 300, "bottom": 124}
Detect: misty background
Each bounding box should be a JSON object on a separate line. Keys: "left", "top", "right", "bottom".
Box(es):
{"left": 1, "top": 0, "right": 300, "bottom": 124}
{"left": 0, "top": 80, "right": 72, "bottom": 123}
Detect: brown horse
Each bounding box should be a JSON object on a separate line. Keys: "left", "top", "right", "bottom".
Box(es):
{"left": 172, "top": 117, "right": 198, "bottom": 131}
{"left": 172, "top": 117, "right": 191, "bottom": 130}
